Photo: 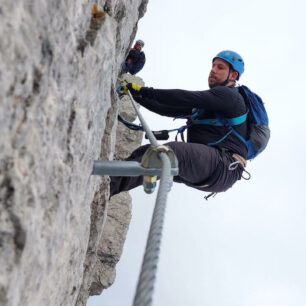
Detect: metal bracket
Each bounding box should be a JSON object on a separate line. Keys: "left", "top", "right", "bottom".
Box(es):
{"left": 141, "top": 145, "right": 178, "bottom": 193}
{"left": 92, "top": 160, "right": 178, "bottom": 177}
{"left": 92, "top": 145, "right": 179, "bottom": 194}
{"left": 140, "top": 145, "right": 178, "bottom": 170}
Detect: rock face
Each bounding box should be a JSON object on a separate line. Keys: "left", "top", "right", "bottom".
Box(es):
{"left": 0, "top": 1, "right": 147, "bottom": 305}
{"left": 76, "top": 73, "right": 144, "bottom": 305}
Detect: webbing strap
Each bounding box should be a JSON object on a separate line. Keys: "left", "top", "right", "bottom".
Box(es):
{"left": 207, "top": 129, "right": 233, "bottom": 146}
{"left": 192, "top": 112, "right": 247, "bottom": 126}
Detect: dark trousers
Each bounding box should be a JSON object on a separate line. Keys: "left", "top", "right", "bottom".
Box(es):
{"left": 110, "top": 141, "right": 243, "bottom": 197}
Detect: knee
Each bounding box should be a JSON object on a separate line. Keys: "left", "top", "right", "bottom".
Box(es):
{"left": 128, "top": 144, "right": 151, "bottom": 160}
{"left": 163, "top": 141, "right": 179, "bottom": 149}
{"left": 162, "top": 141, "right": 183, "bottom": 156}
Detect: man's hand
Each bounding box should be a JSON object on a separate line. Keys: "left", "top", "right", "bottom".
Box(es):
{"left": 116, "top": 81, "right": 142, "bottom": 97}
{"left": 116, "top": 80, "right": 129, "bottom": 96}
{"left": 128, "top": 83, "right": 142, "bottom": 93}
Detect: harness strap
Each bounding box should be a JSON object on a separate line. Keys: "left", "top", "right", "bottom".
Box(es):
{"left": 192, "top": 113, "right": 247, "bottom": 126}
{"left": 232, "top": 153, "right": 247, "bottom": 168}
{"left": 176, "top": 112, "right": 248, "bottom": 147}
{"left": 175, "top": 126, "right": 187, "bottom": 142}
{"left": 231, "top": 153, "right": 251, "bottom": 180}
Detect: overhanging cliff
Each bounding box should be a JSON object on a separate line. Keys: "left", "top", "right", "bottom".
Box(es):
{"left": 0, "top": 1, "right": 147, "bottom": 305}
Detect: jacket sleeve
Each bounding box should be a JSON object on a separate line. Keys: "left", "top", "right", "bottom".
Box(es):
{"left": 133, "top": 95, "right": 192, "bottom": 117}
{"left": 139, "top": 86, "right": 238, "bottom": 115}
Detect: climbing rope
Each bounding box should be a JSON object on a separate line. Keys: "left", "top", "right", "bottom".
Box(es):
{"left": 126, "top": 90, "right": 173, "bottom": 306}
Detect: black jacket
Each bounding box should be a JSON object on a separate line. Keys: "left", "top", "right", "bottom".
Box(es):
{"left": 134, "top": 85, "right": 248, "bottom": 158}
{"left": 125, "top": 49, "right": 146, "bottom": 75}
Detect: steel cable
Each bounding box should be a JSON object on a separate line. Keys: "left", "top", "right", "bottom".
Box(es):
{"left": 126, "top": 90, "right": 173, "bottom": 306}
{"left": 133, "top": 153, "right": 171, "bottom": 306}
{"left": 128, "top": 91, "right": 158, "bottom": 146}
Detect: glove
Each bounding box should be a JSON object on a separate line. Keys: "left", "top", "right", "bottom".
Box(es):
{"left": 116, "top": 81, "right": 142, "bottom": 97}
{"left": 116, "top": 80, "right": 129, "bottom": 96}
{"left": 128, "top": 83, "right": 142, "bottom": 93}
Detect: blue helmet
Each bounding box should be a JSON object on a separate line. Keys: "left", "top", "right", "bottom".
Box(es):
{"left": 213, "top": 50, "right": 244, "bottom": 80}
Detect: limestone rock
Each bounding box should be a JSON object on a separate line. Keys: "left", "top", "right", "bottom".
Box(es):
{"left": 0, "top": 0, "right": 148, "bottom": 305}
{"left": 76, "top": 73, "right": 144, "bottom": 304}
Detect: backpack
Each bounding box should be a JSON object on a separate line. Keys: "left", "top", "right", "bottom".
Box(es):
{"left": 235, "top": 85, "right": 270, "bottom": 159}
{"left": 188, "top": 85, "right": 270, "bottom": 160}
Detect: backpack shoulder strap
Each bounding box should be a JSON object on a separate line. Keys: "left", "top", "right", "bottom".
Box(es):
{"left": 192, "top": 112, "right": 247, "bottom": 126}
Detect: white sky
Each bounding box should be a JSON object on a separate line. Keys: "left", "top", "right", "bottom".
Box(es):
{"left": 88, "top": 0, "right": 306, "bottom": 305}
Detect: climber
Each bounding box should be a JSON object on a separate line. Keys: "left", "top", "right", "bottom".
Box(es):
{"left": 121, "top": 39, "right": 146, "bottom": 75}
{"left": 111, "top": 51, "right": 253, "bottom": 198}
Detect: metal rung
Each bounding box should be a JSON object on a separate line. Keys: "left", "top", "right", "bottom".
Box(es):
{"left": 92, "top": 160, "right": 179, "bottom": 177}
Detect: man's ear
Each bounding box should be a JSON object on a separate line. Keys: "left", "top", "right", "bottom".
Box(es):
{"left": 230, "top": 70, "right": 239, "bottom": 81}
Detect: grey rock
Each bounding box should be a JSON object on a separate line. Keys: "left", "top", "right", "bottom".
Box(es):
{"left": 77, "top": 73, "right": 144, "bottom": 304}
{"left": 0, "top": 1, "right": 147, "bottom": 305}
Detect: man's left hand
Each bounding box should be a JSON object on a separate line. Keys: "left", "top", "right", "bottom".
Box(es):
{"left": 116, "top": 81, "right": 142, "bottom": 97}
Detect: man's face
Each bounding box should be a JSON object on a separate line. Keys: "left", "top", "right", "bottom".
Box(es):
{"left": 208, "top": 58, "right": 231, "bottom": 88}
{"left": 134, "top": 43, "right": 142, "bottom": 50}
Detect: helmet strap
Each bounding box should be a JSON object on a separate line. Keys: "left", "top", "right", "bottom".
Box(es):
{"left": 220, "top": 69, "right": 236, "bottom": 86}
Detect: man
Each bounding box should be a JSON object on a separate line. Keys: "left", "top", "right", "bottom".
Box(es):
{"left": 122, "top": 39, "right": 146, "bottom": 75}
{"left": 112, "top": 50, "right": 248, "bottom": 198}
